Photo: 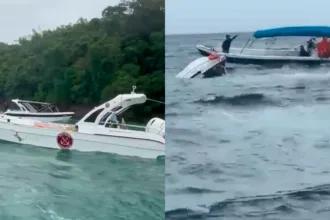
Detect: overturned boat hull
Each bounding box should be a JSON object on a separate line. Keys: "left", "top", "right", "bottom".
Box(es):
{"left": 176, "top": 55, "right": 226, "bottom": 78}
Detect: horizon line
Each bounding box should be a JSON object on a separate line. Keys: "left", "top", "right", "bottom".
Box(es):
{"left": 165, "top": 30, "right": 253, "bottom": 36}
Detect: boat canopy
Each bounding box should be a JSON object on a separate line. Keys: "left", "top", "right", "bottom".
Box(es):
{"left": 253, "top": 26, "right": 330, "bottom": 39}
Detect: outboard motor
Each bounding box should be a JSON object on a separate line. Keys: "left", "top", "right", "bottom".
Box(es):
{"left": 176, "top": 53, "right": 226, "bottom": 79}
{"left": 145, "top": 117, "right": 165, "bottom": 138}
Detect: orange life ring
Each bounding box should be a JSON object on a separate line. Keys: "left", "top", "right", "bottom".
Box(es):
{"left": 208, "top": 53, "right": 219, "bottom": 60}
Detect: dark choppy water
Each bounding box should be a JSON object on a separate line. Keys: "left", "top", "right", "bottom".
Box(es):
{"left": 0, "top": 142, "right": 164, "bottom": 219}
{"left": 165, "top": 33, "right": 330, "bottom": 220}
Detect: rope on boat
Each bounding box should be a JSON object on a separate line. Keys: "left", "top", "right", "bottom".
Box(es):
{"left": 130, "top": 86, "right": 165, "bottom": 105}
{"left": 147, "top": 98, "right": 165, "bottom": 104}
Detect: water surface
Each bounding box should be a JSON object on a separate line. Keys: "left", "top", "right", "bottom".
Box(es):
{"left": 0, "top": 142, "right": 164, "bottom": 219}
{"left": 166, "top": 33, "right": 330, "bottom": 220}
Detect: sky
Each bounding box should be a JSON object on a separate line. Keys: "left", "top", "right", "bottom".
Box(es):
{"left": 166, "top": 0, "right": 330, "bottom": 34}
{"left": 0, "top": 0, "right": 120, "bottom": 44}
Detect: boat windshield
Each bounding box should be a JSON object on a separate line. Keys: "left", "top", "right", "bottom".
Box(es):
{"left": 19, "top": 102, "right": 59, "bottom": 113}
{"left": 99, "top": 112, "right": 112, "bottom": 125}
{"left": 6, "top": 101, "right": 21, "bottom": 111}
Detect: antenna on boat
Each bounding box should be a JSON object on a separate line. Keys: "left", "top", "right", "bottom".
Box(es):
{"left": 131, "top": 86, "right": 136, "bottom": 94}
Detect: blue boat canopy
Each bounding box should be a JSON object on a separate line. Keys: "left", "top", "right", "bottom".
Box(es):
{"left": 253, "top": 26, "right": 330, "bottom": 39}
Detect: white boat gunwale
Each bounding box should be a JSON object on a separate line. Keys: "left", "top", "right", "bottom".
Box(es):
{"left": 4, "top": 120, "right": 164, "bottom": 148}
{"left": 5, "top": 123, "right": 164, "bottom": 146}
{"left": 196, "top": 45, "right": 330, "bottom": 62}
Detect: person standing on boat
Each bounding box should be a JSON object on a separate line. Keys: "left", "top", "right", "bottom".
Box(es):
{"left": 316, "top": 37, "right": 329, "bottom": 58}
{"left": 108, "top": 112, "right": 119, "bottom": 128}
{"left": 306, "top": 38, "right": 316, "bottom": 55}
{"left": 222, "top": 34, "right": 238, "bottom": 53}
{"left": 307, "top": 38, "right": 316, "bottom": 50}
{"left": 299, "top": 45, "right": 310, "bottom": 57}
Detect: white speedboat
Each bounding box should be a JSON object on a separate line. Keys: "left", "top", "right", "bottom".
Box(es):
{"left": 4, "top": 99, "right": 74, "bottom": 122}
{"left": 176, "top": 53, "right": 226, "bottom": 78}
{"left": 0, "top": 87, "right": 165, "bottom": 159}
{"left": 197, "top": 26, "right": 330, "bottom": 66}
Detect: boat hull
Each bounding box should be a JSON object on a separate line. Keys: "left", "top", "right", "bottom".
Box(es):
{"left": 4, "top": 112, "right": 74, "bottom": 122}
{"left": 200, "top": 64, "right": 226, "bottom": 78}
{"left": 0, "top": 119, "right": 164, "bottom": 159}
{"left": 176, "top": 56, "right": 226, "bottom": 78}
{"left": 196, "top": 45, "right": 330, "bottom": 66}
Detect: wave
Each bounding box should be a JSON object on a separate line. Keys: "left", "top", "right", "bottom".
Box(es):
{"left": 170, "top": 187, "right": 224, "bottom": 195}
{"left": 166, "top": 53, "right": 176, "bottom": 58}
{"left": 165, "top": 183, "right": 330, "bottom": 219}
{"left": 194, "top": 93, "right": 276, "bottom": 106}
{"left": 166, "top": 112, "right": 179, "bottom": 117}
{"left": 165, "top": 111, "right": 201, "bottom": 117}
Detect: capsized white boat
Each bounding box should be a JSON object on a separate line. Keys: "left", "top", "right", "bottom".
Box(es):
{"left": 0, "top": 87, "right": 165, "bottom": 159}
{"left": 4, "top": 99, "right": 74, "bottom": 122}
{"left": 176, "top": 53, "right": 226, "bottom": 78}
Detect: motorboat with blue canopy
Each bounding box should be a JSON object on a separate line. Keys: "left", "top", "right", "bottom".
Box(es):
{"left": 196, "top": 26, "right": 330, "bottom": 66}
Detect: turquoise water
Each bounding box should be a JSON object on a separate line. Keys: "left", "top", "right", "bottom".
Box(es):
{"left": 0, "top": 141, "right": 164, "bottom": 219}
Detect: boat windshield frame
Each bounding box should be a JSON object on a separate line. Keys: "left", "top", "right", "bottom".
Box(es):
{"left": 14, "top": 100, "right": 60, "bottom": 113}
{"left": 239, "top": 26, "right": 330, "bottom": 54}
{"left": 77, "top": 86, "right": 147, "bottom": 126}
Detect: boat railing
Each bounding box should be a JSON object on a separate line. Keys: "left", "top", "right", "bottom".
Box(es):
{"left": 32, "top": 119, "right": 164, "bottom": 136}
{"left": 104, "top": 120, "right": 164, "bottom": 135}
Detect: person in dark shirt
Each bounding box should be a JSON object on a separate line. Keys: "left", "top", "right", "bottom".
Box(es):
{"left": 299, "top": 45, "right": 310, "bottom": 57}
{"left": 307, "top": 38, "right": 316, "bottom": 51}
{"left": 222, "top": 34, "right": 238, "bottom": 53}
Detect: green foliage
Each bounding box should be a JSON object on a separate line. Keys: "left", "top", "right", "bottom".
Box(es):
{"left": 0, "top": 0, "right": 164, "bottom": 121}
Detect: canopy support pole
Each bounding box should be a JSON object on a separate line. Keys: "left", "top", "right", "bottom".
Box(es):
{"left": 248, "top": 40, "right": 255, "bottom": 47}
{"left": 240, "top": 39, "right": 251, "bottom": 54}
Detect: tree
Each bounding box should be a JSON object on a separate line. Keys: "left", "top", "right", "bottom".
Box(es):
{"left": 0, "top": 0, "right": 164, "bottom": 122}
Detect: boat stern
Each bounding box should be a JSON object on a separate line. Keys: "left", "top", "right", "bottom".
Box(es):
{"left": 145, "top": 117, "right": 165, "bottom": 138}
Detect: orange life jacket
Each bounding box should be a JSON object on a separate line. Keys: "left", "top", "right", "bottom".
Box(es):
{"left": 208, "top": 53, "right": 220, "bottom": 60}
{"left": 317, "top": 39, "right": 328, "bottom": 58}
{"left": 325, "top": 41, "right": 330, "bottom": 58}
